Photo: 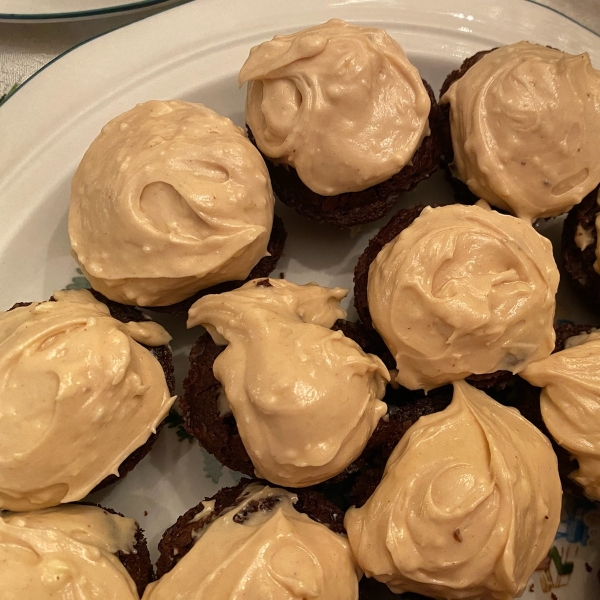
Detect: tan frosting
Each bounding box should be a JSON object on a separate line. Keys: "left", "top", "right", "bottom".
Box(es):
{"left": 69, "top": 100, "right": 275, "bottom": 306}
{"left": 187, "top": 278, "right": 388, "bottom": 487}
{"left": 441, "top": 41, "right": 600, "bottom": 222}
{"left": 0, "top": 504, "right": 139, "bottom": 599}
{"left": 521, "top": 331, "right": 600, "bottom": 500}
{"left": 345, "top": 380, "right": 562, "bottom": 599}
{"left": 0, "top": 289, "right": 176, "bottom": 511}
{"left": 143, "top": 485, "right": 359, "bottom": 600}
{"left": 367, "top": 204, "right": 559, "bottom": 390}
{"left": 239, "top": 19, "right": 431, "bottom": 196}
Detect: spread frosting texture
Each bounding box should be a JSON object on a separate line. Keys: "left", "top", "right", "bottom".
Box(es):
{"left": 367, "top": 204, "right": 559, "bottom": 390}
{"left": 0, "top": 504, "right": 139, "bottom": 599}
{"left": 187, "top": 278, "right": 388, "bottom": 487}
{"left": 69, "top": 100, "right": 275, "bottom": 306}
{"left": 521, "top": 330, "right": 600, "bottom": 500}
{"left": 0, "top": 289, "right": 175, "bottom": 511}
{"left": 441, "top": 41, "right": 600, "bottom": 222}
{"left": 240, "top": 19, "right": 431, "bottom": 196}
{"left": 143, "top": 485, "right": 359, "bottom": 600}
{"left": 345, "top": 380, "right": 562, "bottom": 600}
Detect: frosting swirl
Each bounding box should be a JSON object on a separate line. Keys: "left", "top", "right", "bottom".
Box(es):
{"left": 69, "top": 100, "right": 274, "bottom": 306}
{"left": 441, "top": 42, "right": 600, "bottom": 222}
{"left": 187, "top": 278, "right": 388, "bottom": 487}
{"left": 0, "top": 290, "right": 175, "bottom": 511}
{"left": 1, "top": 504, "right": 139, "bottom": 599}
{"left": 143, "top": 485, "right": 360, "bottom": 600}
{"left": 239, "top": 19, "right": 431, "bottom": 196}
{"left": 345, "top": 380, "right": 562, "bottom": 599}
{"left": 521, "top": 330, "right": 600, "bottom": 500}
{"left": 367, "top": 204, "right": 559, "bottom": 390}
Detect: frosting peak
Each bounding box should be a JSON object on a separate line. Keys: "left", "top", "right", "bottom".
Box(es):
{"left": 521, "top": 330, "right": 600, "bottom": 500}
{"left": 188, "top": 278, "right": 388, "bottom": 487}
{"left": 0, "top": 505, "right": 139, "bottom": 599}
{"left": 441, "top": 41, "right": 600, "bottom": 222}
{"left": 367, "top": 204, "right": 559, "bottom": 390}
{"left": 345, "top": 380, "right": 562, "bottom": 599}
{"left": 0, "top": 289, "right": 176, "bottom": 511}
{"left": 69, "top": 100, "right": 275, "bottom": 306}
{"left": 143, "top": 486, "right": 359, "bottom": 600}
{"left": 240, "top": 19, "right": 431, "bottom": 195}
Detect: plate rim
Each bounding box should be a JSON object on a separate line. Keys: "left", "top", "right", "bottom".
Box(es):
{"left": 0, "top": 0, "right": 183, "bottom": 21}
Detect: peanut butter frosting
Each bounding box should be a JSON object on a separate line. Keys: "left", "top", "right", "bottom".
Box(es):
{"left": 0, "top": 289, "right": 176, "bottom": 511}
{"left": 0, "top": 504, "right": 139, "bottom": 599}
{"left": 69, "top": 100, "right": 275, "bottom": 306}
{"left": 441, "top": 41, "right": 600, "bottom": 222}
{"left": 367, "top": 203, "right": 559, "bottom": 390}
{"left": 143, "top": 485, "right": 360, "bottom": 600}
{"left": 521, "top": 330, "right": 600, "bottom": 500}
{"left": 239, "top": 19, "right": 431, "bottom": 196}
{"left": 187, "top": 278, "right": 388, "bottom": 487}
{"left": 345, "top": 380, "right": 562, "bottom": 600}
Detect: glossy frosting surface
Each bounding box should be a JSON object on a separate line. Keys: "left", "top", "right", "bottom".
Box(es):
{"left": 240, "top": 19, "right": 430, "bottom": 195}
{"left": 0, "top": 290, "right": 175, "bottom": 511}
{"left": 367, "top": 204, "right": 558, "bottom": 390}
{"left": 69, "top": 100, "right": 274, "bottom": 306}
{"left": 0, "top": 505, "right": 139, "bottom": 599}
{"left": 522, "top": 330, "right": 600, "bottom": 500}
{"left": 442, "top": 42, "right": 600, "bottom": 222}
{"left": 188, "top": 278, "right": 388, "bottom": 487}
{"left": 143, "top": 485, "right": 360, "bottom": 599}
{"left": 345, "top": 381, "right": 562, "bottom": 599}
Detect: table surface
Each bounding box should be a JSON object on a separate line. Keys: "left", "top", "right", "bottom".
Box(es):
{"left": 1, "top": 0, "right": 599, "bottom": 99}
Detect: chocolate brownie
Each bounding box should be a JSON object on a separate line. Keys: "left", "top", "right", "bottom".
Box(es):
{"left": 561, "top": 186, "right": 600, "bottom": 310}
{"left": 352, "top": 205, "right": 514, "bottom": 392}
{"left": 99, "top": 505, "right": 154, "bottom": 597}
{"left": 155, "top": 479, "right": 345, "bottom": 579}
{"left": 247, "top": 80, "right": 441, "bottom": 228}
{"left": 8, "top": 296, "right": 175, "bottom": 494}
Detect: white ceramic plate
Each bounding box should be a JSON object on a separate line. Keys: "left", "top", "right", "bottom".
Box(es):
{"left": 0, "top": 0, "right": 181, "bottom": 21}
{"left": 1, "top": 0, "right": 599, "bottom": 597}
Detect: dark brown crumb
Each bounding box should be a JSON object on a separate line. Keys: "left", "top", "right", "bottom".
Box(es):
{"left": 529, "top": 583, "right": 535, "bottom": 592}
{"left": 8, "top": 297, "right": 175, "bottom": 495}
{"left": 255, "top": 278, "right": 273, "bottom": 287}
{"left": 144, "top": 511, "right": 148, "bottom": 517}
{"left": 248, "top": 79, "right": 441, "bottom": 227}
{"left": 155, "top": 479, "right": 346, "bottom": 579}
{"left": 352, "top": 204, "right": 513, "bottom": 392}
{"left": 279, "top": 272, "right": 285, "bottom": 278}
{"left": 586, "top": 562, "right": 593, "bottom": 573}
{"left": 561, "top": 185, "right": 600, "bottom": 311}
{"left": 551, "top": 593, "right": 558, "bottom": 600}
{"left": 453, "top": 528, "right": 463, "bottom": 542}
{"left": 88, "top": 504, "right": 154, "bottom": 597}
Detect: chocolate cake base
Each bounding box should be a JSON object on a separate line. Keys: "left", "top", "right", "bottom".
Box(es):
{"left": 561, "top": 186, "right": 600, "bottom": 310}
{"left": 9, "top": 296, "right": 176, "bottom": 496}
{"left": 99, "top": 505, "right": 154, "bottom": 597}
{"left": 91, "top": 213, "right": 287, "bottom": 318}
{"left": 180, "top": 319, "right": 398, "bottom": 480}
{"left": 155, "top": 479, "right": 346, "bottom": 579}
{"left": 248, "top": 80, "right": 441, "bottom": 228}
{"left": 352, "top": 205, "right": 514, "bottom": 392}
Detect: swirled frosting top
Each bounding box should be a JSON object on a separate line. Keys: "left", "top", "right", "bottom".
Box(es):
{"left": 441, "top": 42, "right": 600, "bottom": 222}
{"left": 345, "top": 380, "right": 562, "bottom": 599}
{"left": 367, "top": 203, "right": 559, "bottom": 390}
{"left": 1, "top": 504, "right": 139, "bottom": 599}
{"left": 521, "top": 330, "right": 600, "bottom": 500}
{"left": 143, "top": 485, "right": 360, "bottom": 600}
{"left": 0, "top": 289, "right": 175, "bottom": 511}
{"left": 69, "top": 100, "right": 274, "bottom": 306}
{"left": 240, "top": 19, "right": 431, "bottom": 195}
{"left": 187, "top": 278, "right": 388, "bottom": 487}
